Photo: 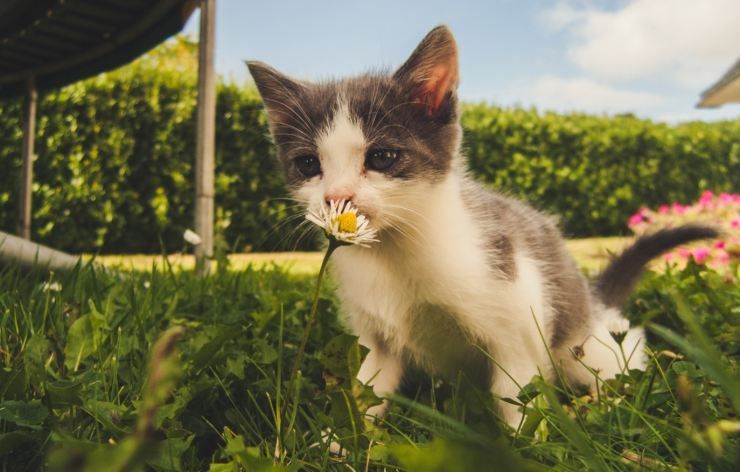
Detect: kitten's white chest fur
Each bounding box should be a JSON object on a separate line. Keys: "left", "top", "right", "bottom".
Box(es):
{"left": 331, "top": 173, "right": 556, "bottom": 420}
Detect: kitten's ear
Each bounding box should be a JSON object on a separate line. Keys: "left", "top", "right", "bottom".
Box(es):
{"left": 246, "top": 61, "right": 304, "bottom": 126}
{"left": 393, "top": 26, "right": 459, "bottom": 117}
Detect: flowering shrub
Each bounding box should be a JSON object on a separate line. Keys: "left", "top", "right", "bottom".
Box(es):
{"left": 628, "top": 191, "right": 739, "bottom": 271}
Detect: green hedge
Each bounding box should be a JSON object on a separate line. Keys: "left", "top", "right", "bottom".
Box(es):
{"left": 0, "top": 39, "right": 737, "bottom": 253}
{"left": 0, "top": 40, "right": 294, "bottom": 253}
{"left": 462, "top": 106, "right": 739, "bottom": 236}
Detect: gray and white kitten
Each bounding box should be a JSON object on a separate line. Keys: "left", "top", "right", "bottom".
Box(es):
{"left": 247, "top": 26, "right": 716, "bottom": 426}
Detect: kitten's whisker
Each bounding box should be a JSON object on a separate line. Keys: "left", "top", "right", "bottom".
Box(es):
{"left": 271, "top": 137, "right": 315, "bottom": 154}
{"left": 271, "top": 139, "right": 314, "bottom": 149}
{"left": 290, "top": 223, "right": 319, "bottom": 252}
{"left": 271, "top": 120, "right": 313, "bottom": 142}
{"left": 366, "top": 78, "right": 391, "bottom": 134}
{"left": 374, "top": 99, "right": 417, "bottom": 118}
{"left": 263, "top": 96, "right": 315, "bottom": 133}
{"left": 381, "top": 208, "right": 429, "bottom": 246}
{"left": 262, "top": 213, "right": 312, "bottom": 249}
{"left": 366, "top": 99, "right": 418, "bottom": 142}
{"left": 384, "top": 221, "right": 426, "bottom": 250}
{"left": 382, "top": 202, "right": 432, "bottom": 221}
{"left": 370, "top": 80, "right": 398, "bottom": 124}
{"left": 271, "top": 219, "right": 314, "bottom": 252}
{"left": 385, "top": 222, "right": 420, "bottom": 244}
{"left": 262, "top": 197, "right": 307, "bottom": 207}
{"left": 382, "top": 203, "right": 435, "bottom": 230}
{"left": 271, "top": 137, "right": 310, "bottom": 149}
{"left": 369, "top": 122, "right": 417, "bottom": 143}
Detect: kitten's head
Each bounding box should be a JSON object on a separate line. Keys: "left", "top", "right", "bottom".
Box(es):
{"left": 248, "top": 26, "right": 461, "bottom": 233}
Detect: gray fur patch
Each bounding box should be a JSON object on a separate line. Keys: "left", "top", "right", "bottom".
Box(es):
{"left": 461, "top": 182, "right": 591, "bottom": 348}
{"left": 488, "top": 235, "right": 516, "bottom": 280}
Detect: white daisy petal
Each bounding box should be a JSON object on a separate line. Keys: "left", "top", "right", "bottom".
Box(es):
{"left": 183, "top": 229, "right": 202, "bottom": 246}
{"left": 41, "top": 281, "right": 62, "bottom": 292}
{"left": 607, "top": 317, "right": 631, "bottom": 345}
{"left": 304, "top": 200, "right": 379, "bottom": 247}
{"left": 607, "top": 317, "right": 630, "bottom": 336}
{"left": 306, "top": 213, "right": 324, "bottom": 227}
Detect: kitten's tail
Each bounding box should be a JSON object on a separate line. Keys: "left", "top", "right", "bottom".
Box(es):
{"left": 594, "top": 225, "right": 719, "bottom": 308}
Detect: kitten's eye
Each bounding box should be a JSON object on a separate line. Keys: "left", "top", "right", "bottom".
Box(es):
{"left": 294, "top": 155, "right": 321, "bottom": 178}
{"left": 365, "top": 149, "right": 399, "bottom": 172}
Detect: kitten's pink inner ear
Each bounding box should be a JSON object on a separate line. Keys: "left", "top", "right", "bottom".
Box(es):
{"left": 420, "top": 61, "right": 459, "bottom": 115}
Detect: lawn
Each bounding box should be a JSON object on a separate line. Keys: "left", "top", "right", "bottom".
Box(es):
{"left": 87, "top": 236, "right": 632, "bottom": 275}
{"left": 0, "top": 248, "right": 737, "bottom": 470}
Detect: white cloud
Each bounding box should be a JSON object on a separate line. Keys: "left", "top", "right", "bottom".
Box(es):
{"left": 528, "top": 75, "right": 664, "bottom": 113}
{"left": 544, "top": 0, "right": 740, "bottom": 88}
{"left": 653, "top": 107, "right": 740, "bottom": 124}
{"left": 540, "top": 1, "right": 590, "bottom": 30}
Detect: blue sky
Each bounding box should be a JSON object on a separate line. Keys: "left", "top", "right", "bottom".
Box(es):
{"left": 183, "top": 0, "right": 740, "bottom": 123}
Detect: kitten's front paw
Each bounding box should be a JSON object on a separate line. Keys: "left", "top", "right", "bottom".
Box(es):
{"left": 320, "top": 401, "right": 389, "bottom": 457}
{"left": 321, "top": 428, "right": 347, "bottom": 457}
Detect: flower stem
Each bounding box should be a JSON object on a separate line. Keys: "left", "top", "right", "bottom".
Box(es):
{"left": 275, "top": 241, "right": 338, "bottom": 460}
{"left": 288, "top": 240, "right": 338, "bottom": 386}
{"left": 619, "top": 342, "right": 629, "bottom": 373}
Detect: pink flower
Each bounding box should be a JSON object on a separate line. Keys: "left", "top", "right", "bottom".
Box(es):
{"left": 719, "top": 193, "right": 734, "bottom": 204}
{"left": 628, "top": 192, "right": 738, "bottom": 273}
{"left": 672, "top": 203, "right": 687, "bottom": 215}
{"left": 628, "top": 212, "right": 644, "bottom": 226}
{"left": 691, "top": 247, "right": 710, "bottom": 263}
{"left": 715, "top": 250, "right": 730, "bottom": 266}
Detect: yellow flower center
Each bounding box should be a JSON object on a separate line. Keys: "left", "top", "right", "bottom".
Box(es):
{"left": 336, "top": 212, "right": 358, "bottom": 233}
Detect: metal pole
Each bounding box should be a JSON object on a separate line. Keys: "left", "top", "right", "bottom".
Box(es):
{"left": 194, "top": 0, "right": 216, "bottom": 275}
{"left": 0, "top": 230, "right": 81, "bottom": 271}
{"left": 19, "top": 77, "right": 37, "bottom": 240}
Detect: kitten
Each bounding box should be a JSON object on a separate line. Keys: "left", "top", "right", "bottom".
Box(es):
{"left": 247, "top": 26, "right": 717, "bottom": 426}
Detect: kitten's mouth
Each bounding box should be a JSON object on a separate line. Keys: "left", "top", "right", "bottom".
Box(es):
{"left": 352, "top": 204, "right": 376, "bottom": 220}
{"left": 350, "top": 205, "right": 389, "bottom": 231}
{"left": 305, "top": 200, "right": 379, "bottom": 247}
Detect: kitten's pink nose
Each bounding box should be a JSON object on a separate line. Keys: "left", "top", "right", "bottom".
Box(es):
{"left": 324, "top": 192, "right": 355, "bottom": 205}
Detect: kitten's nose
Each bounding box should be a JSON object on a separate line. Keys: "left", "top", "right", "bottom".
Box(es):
{"left": 324, "top": 192, "right": 355, "bottom": 205}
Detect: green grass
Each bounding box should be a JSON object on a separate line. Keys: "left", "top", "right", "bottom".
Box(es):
{"left": 0, "top": 257, "right": 737, "bottom": 471}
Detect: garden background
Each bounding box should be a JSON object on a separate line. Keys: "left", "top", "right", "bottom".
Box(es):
{"left": 1, "top": 37, "right": 737, "bottom": 254}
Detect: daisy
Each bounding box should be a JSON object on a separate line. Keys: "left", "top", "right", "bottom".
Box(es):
{"left": 607, "top": 317, "right": 630, "bottom": 346}
{"left": 183, "top": 229, "right": 202, "bottom": 246}
{"left": 306, "top": 200, "right": 378, "bottom": 247}
{"left": 41, "top": 281, "right": 62, "bottom": 292}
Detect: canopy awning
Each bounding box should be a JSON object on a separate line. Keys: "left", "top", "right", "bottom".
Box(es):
{"left": 1, "top": 0, "right": 216, "bottom": 275}
{"left": 0, "top": 0, "right": 196, "bottom": 97}
{"left": 697, "top": 58, "right": 740, "bottom": 108}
